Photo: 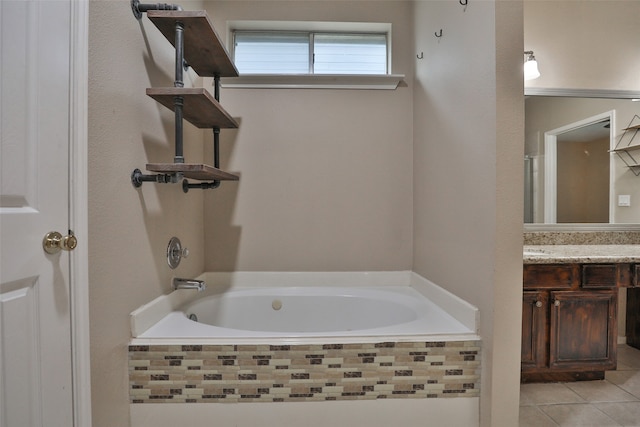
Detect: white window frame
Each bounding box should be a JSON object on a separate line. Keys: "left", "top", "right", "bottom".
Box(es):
{"left": 222, "top": 21, "right": 404, "bottom": 90}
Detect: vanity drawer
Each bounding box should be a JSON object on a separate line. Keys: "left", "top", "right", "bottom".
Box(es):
{"left": 635, "top": 265, "right": 640, "bottom": 287}
{"left": 524, "top": 264, "right": 578, "bottom": 289}
{"left": 581, "top": 264, "right": 620, "bottom": 289}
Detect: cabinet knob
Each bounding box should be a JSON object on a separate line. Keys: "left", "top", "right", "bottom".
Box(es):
{"left": 535, "top": 301, "right": 543, "bottom": 308}
{"left": 554, "top": 300, "right": 560, "bottom": 307}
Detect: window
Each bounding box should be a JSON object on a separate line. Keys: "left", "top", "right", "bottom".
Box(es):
{"left": 233, "top": 30, "right": 388, "bottom": 75}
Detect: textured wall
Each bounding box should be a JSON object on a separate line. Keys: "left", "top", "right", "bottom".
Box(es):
{"left": 412, "top": 1, "right": 524, "bottom": 426}
{"left": 202, "top": 1, "right": 414, "bottom": 272}
{"left": 524, "top": 1, "right": 640, "bottom": 91}
{"left": 88, "top": 1, "right": 206, "bottom": 426}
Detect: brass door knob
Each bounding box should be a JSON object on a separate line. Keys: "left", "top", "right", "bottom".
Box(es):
{"left": 43, "top": 231, "right": 77, "bottom": 254}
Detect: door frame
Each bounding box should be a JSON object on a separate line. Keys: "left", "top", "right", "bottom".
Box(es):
{"left": 69, "top": 0, "right": 92, "bottom": 425}
{"left": 543, "top": 110, "right": 616, "bottom": 223}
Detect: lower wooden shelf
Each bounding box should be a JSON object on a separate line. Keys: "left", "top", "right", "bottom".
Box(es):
{"left": 146, "top": 163, "right": 239, "bottom": 181}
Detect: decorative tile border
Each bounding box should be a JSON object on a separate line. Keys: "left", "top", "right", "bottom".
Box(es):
{"left": 129, "top": 340, "right": 481, "bottom": 403}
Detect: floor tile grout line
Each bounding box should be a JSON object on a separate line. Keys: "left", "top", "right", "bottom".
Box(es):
{"left": 532, "top": 405, "right": 561, "bottom": 427}
{"left": 536, "top": 402, "right": 624, "bottom": 427}
{"left": 567, "top": 378, "right": 640, "bottom": 403}
{"left": 589, "top": 402, "right": 626, "bottom": 427}
{"left": 605, "top": 371, "right": 640, "bottom": 400}
{"left": 560, "top": 382, "right": 591, "bottom": 403}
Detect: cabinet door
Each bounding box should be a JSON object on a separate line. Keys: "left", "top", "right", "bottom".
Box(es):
{"left": 522, "top": 291, "right": 548, "bottom": 370}
{"left": 549, "top": 290, "right": 617, "bottom": 371}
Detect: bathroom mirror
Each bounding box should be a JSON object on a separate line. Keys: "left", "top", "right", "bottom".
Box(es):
{"left": 524, "top": 89, "right": 640, "bottom": 231}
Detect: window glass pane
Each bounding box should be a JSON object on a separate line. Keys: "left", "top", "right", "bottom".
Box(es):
{"left": 313, "top": 34, "right": 387, "bottom": 75}
{"left": 234, "top": 32, "right": 310, "bottom": 74}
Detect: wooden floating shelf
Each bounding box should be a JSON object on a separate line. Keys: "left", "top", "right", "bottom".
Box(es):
{"left": 147, "top": 87, "right": 238, "bottom": 129}
{"left": 147, "top": 10, "right": 239, "bottom": 78}
{"left": 146, "top": 163, "right": 239, "bottom": 181}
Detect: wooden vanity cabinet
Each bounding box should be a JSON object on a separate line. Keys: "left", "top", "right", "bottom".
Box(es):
{"left": 522, "top": 264, "right": 624, "bottom": 383}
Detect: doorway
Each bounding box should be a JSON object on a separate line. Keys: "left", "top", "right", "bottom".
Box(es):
{"left": 543, "top": 111, "right": 615, "bottom": 223}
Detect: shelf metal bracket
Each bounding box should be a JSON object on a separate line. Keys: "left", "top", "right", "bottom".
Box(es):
{"left": 131, "top": 0, "right": 182, "bottom": 20}
{"left": 182, "top": 180, "right": 221, "bottom": 193}
{"left": 182, "top": 125, "right": 222, "bottom": 192}
{"left": 131, "top": 169, "right": 178, "bottom": 187}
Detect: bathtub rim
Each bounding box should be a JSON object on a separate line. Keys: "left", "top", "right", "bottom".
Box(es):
{"left": 130, "top": 271, "right": 479, "bottom": 343}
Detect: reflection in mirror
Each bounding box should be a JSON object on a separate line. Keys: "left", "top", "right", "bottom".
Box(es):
{"left": 524, "top": 91, "right": 640, "bottom": 227}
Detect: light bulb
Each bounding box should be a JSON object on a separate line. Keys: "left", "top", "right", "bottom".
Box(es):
{"left": 524, "top": 56, "right": 540, "bottom": 80}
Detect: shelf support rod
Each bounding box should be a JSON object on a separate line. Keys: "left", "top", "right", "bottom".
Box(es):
{"left": 173, "top": 21, "right": 185, "bottom": 163}
{"left": 214, "top": 75, "right": 220, "bottom": 101}
{"left": 182, "top": 128, "right": 222, "bottom": 192}
{"left": 174, "top": 95, "right": 184, "bottom": 163}
{"left": 174, "top": 22, "right": 185, "bottom": 88}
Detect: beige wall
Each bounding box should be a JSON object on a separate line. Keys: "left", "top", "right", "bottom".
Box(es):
{"left": 524, "top": 0, "right": 640, "bottom": 91}
{"left": 412, "top": 1, "right": 524, "bottom": 426}
{"left": 202, "top": 1, "right": 414, "bottom": 272}
{"left": 88, "top": 1, "right": 206, "bottom": 425}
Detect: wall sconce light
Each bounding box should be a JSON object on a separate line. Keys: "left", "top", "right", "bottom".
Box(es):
{"left": 524, "top": 50, "right": 540, "bottom": 81}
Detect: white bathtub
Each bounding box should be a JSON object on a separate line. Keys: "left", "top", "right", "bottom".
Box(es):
{"left": 129, "top": 272, "right": 481, "bottom": 427}
{"left": 138, "top": 286, "right": 474, "bottom": 340}
{"left": 131, "top": 271, "right": 479, "bottom": 343}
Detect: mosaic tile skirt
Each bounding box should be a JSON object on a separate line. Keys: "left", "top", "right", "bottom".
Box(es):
{"left": 129, "top": 340, "right": 481, "bottom": 403}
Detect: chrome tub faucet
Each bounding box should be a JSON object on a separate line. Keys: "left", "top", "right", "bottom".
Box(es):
{"left": 172, "top": 277, "right": 206, "bottom": 291}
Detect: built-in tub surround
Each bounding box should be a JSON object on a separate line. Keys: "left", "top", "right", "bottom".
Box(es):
{"left": 129, "top": 341, "right": 480, "bottom": 403}
{"left": 129, "top": 272, "right": 480, "bottom": 405}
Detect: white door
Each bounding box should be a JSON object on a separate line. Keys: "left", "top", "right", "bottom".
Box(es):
{"left": 0, "top": 1, "right": 76, "bottom": 426}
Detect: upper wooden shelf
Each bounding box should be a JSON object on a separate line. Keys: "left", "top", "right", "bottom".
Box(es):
{"left": 147, "top": 10, "right": 239, "bottom": 78}
{"left": 146, "top": 163, "right": 239, "bottom": 181}
{"left": 147, "top": 87, "right": 238, "bottom": 129}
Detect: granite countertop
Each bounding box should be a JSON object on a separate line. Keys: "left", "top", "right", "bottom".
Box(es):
{"left": 523, "top": 245, "right": 640, "bottom": 264}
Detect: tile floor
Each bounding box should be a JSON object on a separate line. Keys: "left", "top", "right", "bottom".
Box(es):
{"left": 520, "top": 345, "right": 640, "bottom": 426}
